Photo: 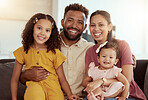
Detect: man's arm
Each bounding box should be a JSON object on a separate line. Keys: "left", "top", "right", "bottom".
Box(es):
{"left": 19, "top": 67, "right": 49, "bottom": 85}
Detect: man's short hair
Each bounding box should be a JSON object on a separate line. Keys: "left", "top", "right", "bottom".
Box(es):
{"left": 64, "top": 3, "right": 89, "bottom": 19}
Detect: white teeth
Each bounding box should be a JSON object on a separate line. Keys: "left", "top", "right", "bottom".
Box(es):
{"left": 38, "top": 36, "right": 44, "bottom": 40}
{"left": 95, "top": 33, "right": 101, "bottom": 36}
{"left": 69, "top": 30, "right": 77, "bottom": 33}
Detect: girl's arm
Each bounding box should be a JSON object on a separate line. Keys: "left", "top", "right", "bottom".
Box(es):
{"left": 56, "top": 65, "right": 79, "bottom": 100}
{"left": 11, "top": 60, "right": 23, "bottom": 100}
{"left": 116, "top": 72, "right": 130, "bottom": 99}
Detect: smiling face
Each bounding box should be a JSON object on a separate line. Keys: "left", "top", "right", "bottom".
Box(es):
{"left": 89, "top": 14, "right": 112, "bottom": 44}
{"left": 98, "top": 48, "right": 118, "bottom": 69}
{"left": 33, "top": 19, "right": 52, "bottom": 47}
{"left": 61, "top": 10, "right": 87, "bottom": 41}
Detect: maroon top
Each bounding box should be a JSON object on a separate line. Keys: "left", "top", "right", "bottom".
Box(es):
{"left": 85, "top": 39, "right": 146, "bottom": 100}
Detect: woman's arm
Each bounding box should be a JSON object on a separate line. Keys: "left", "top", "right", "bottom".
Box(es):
{"left": 11, "top": 60, "right": 23, "bottom": 100}
{"left": 56, "top": 65, "right": 79, "bottom": 100}
{"left": 121, "top": 64, "right": 133, "bottom": 84}
{"left": 116, "top": 72, "right": 130, "bottom": 99}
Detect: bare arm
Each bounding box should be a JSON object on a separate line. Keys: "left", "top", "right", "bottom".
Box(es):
{"left": 11, "top": 60, "right": 23, "bottom": 100}
{"left": 56, "top": 65, "right": 79, "bottom": 100}
{"left": 116, "top": 72, "right": 130, "bottom": 99}
{"left": 121, "top": 64, "right": 133, "bottom": 84}
{"left": 20, "top": 67, "right": 49, "bottom": 85}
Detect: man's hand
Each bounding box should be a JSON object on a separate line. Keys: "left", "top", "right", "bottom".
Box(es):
{"left": 20, "top": 67, "right": 49, "bottom": 84}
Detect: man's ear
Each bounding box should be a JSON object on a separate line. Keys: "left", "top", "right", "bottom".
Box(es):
{"left": 83, "top": 24, "right": 87, "bottom": 31}
{"left": 61, "top": 19, "right": 64, "bottom": 27}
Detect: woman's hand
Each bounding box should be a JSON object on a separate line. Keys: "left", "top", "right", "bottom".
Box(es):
{"left": 84, "top": 79, "right": 103, "bottom": 93}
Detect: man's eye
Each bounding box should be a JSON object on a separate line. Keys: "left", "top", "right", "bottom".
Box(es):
{"left": 78, "top": 21, "right": 83, "bottom": 25}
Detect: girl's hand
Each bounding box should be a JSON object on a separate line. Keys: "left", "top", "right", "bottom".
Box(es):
{"left": 84, "top": 79, "right": 103, "bottom": 93}
{"left": 116, "top": 96, "right": 126, "bottom": 100}
{"left": 68, "top": 94, "right": 80, "bottom": 100}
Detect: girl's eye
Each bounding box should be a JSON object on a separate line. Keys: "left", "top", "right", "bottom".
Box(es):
{"left": 37, "top": 27, "right": 41, "bottom": 30}
{"left": 46, "top": 29, "right": 50, "bottom": 32}
{"left": 102, "top": 56, "right": 106, "bottom": 58}
{"left": 110, "top": 57, "right": 113, "bottom": 59}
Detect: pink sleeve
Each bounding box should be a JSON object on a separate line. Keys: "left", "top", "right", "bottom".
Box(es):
{"left": 113, "top": 67, "right": 122, "bottom": 78}
{"left": 88, "top": 62, "right": 95, "bottom": 77}
{"left": 117, "top": 40, "right": 134, "bottom": 67}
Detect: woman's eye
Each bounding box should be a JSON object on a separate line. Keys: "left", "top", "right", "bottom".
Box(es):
{"left": 90, "top": 24, "right": 95, "bottom": 27}
{"left": 99, "top": 24, "right": 103, "bottom": 27}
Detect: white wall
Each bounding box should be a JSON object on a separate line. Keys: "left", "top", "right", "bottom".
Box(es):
{"left": 57, "top": 0, "right": 148, "bottom": 59}
{"left": 0, "top": 0, "right": 148, "bottom": 59}
{"left": 0, "top": 0, "right": 52, "bottom": 59}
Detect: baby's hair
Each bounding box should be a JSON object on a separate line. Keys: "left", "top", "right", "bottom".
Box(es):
{"left": 98, "top": 39, "right": 120, "bottom": 59}
{"left": 22, "top": 13, "right": 61, "bottom": 54}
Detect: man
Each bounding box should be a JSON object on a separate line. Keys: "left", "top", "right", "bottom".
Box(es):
{"left": 20, "top": 3, "right": 93, "bottom": 99}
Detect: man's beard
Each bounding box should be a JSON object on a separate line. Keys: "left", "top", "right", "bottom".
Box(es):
{"left": 63, "top": 27, "right": 82, "bottom": 41}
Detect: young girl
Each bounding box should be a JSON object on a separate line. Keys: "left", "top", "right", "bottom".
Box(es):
{"left": 11, "top": 13, "right": 78, "bottom": 100}
{"left": 82, "top": 39, "right": 129, "bottom": 100}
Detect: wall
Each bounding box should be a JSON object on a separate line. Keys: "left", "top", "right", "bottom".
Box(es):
{"left": 57, "top": 0, "right": 148, "bottom": 59}
{"left": 0, "top": 0, "right": 52, "bottom": 58}
{"left": 0, "top": 0, "right": 148, "bottom": 59}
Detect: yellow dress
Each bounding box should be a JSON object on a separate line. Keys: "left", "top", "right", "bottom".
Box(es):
{"left": 13, "top": 47, "right": 66, "bottom": 100}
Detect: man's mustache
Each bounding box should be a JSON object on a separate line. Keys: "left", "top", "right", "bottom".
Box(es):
{"left": 67, "top": 27, "right": 80, "bottom": 32}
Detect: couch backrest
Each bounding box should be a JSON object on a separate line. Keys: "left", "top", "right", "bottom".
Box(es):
{"left": 0, "top": 59, "right": 26, "bottom": 100}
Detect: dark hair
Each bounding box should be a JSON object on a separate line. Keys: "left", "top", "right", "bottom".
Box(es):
{"left": 64, "top": 3, "right": 89, "bottom": 19}
{"left": 90, "top": 10, "right": 113, "bottom": 44}
{"left": 98, "top": 39, "right": 120, "bottom": 59}
{"left": 22, "top": 13, "right": 61, "bottom": 54}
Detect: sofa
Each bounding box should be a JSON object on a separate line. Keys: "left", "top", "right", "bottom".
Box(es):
{"left": 0, "top": 59, "right": 148, "bottom": 100}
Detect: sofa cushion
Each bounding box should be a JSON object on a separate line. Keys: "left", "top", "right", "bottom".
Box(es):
{"left": 0, "top": 61, "right": 26, "bottom": 100}
{"left": 144, "top": 64, "right": 148, "bottom": 99}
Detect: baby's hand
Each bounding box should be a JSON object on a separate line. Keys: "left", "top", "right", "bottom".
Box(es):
{"left": 84, "top": 80, "right": 102, "bottom": 93}
{"left": 68, "top": 94, "right": 80, "bottom": 100}
{"left": 115, "top": 96, "right": 126, "bottom": 100}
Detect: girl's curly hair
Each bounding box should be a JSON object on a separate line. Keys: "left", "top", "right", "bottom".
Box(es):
{"left": 22, "top": 13, "right": 61, "bottom": 54}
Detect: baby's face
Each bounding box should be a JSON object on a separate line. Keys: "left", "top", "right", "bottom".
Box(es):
{"left": 98, "top": 48, "right": 118, "bottom": 69}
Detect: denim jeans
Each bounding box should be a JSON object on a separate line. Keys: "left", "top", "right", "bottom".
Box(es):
{"left": 105, "top": 98, "right": 136, "bottom": 100}
{"left": 83, "top": 98, "right": 136, "bottom": 100}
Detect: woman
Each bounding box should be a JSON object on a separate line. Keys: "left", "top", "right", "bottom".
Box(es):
{"left": 82, "top": 10, "right": 146, "bottom": 100}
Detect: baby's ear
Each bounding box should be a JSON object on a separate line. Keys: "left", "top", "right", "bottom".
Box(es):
{"left": 97, "top": 56, "right": 100, "bottom": 63}
{"left": 114, "top": 58, "right": 119, "bottom": 65}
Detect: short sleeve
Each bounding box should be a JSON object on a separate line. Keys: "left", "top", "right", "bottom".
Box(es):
{"left": 117, "top": 40, "right": 133, "bottom": 67}
{"left": 113, "top": 66, "right": 122, "bottom": 78}
{"left": 13, "top": 47, "right": 25, "bottom": 64}
{"left": 54, "top": 49, "right": 66, "bottom": 69}
{"left": 88, "top": 62, "right": 95, "bottom": 77}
